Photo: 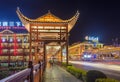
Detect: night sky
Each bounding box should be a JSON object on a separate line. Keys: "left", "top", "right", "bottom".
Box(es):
{"left": 0, "top": 0, "right": 120, "bottom": 45}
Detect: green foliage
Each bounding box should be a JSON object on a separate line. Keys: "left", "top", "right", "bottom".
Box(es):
{"left": 95, "top": 78, "right": 119, "bottom": 82}
{"left": 86, "top": 70, "right": 107, "bottom": 82}
{"left": 61, "top": 63, "right": 117, "bottom": 82}
{"left": 0, "top": 71, "right": 9, "bottom": 79}
{"left": 62, "top": 62, "right": 72, "bottom": 67}
{"left": 62, "top": 62, "right": 67, "bottom": 67}
{"left": 0, "top": 67, "right": 27, "bottom": 79}
{"left": 9, "top": 67, "right": 27, "bottom": 71}
{"left": 82, "top": 75, "right": 87, "bottom": 82}
{"left": 66, "top": 66, "right": 87, "bottom": 80}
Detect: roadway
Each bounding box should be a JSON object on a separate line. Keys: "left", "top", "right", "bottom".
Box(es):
{"left": 70, "top": 61, "right": 120, "bottom": 81}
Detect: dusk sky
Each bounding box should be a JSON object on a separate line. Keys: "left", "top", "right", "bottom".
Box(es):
{"left": 0, "top": 0, "right": 120, "bottom": 45}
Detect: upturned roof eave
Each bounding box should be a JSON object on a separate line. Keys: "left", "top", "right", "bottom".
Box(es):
{"left": 16, "top": 7, "right": 80, "bottom": 32}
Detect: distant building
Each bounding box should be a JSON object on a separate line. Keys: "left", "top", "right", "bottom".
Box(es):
{"left": 112, "top": 38, "right": 119, "bottom": 47}
{"left": 0, "top": 25, "right": 30, "bottom": 66}
{"left": 69, "top": 41, "right": 104, "bottom": 60}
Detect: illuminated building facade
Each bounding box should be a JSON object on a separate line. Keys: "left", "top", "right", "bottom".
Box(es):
{"left": 69, "top": 41, "right": 104, "bottom": 60}
{"left": 0, "top": 23, "right": 30, "bottom": 66}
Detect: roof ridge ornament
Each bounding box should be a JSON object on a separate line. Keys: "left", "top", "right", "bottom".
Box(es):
{"left": 48, "top": 10, "right": 51, "bottom": 14}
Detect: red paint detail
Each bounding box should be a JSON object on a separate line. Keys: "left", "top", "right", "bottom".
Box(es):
{"left": 14, "top": 34, "right": 18, "bottom": 55}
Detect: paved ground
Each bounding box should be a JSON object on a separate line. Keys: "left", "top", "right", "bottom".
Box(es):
{"left": 43, "top": 63, "right": 82, "bottom": 82}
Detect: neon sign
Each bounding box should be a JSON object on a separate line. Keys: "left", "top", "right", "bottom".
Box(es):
{"left": 0, "top": 21, "right": 23, "bottom": 27}
{"left": 0, "top": 21, "right": 25, "bottom": 30}
{"left": 85, "top": 36, "right": 99, "bottom": 42}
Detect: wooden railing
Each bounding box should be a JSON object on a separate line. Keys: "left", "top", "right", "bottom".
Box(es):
{"left": 0, "top": 61, "right": 45, "bottom": 82}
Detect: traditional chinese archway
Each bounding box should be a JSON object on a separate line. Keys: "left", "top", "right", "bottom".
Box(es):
{"left": 16, "top": 8, "right": 79, "bottom": 65}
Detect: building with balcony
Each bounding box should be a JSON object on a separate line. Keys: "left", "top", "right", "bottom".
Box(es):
{"left": 0, "top": 26, "right": 30, "bottom": 66}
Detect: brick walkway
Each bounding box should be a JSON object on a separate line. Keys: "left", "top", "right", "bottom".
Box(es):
{"left": 43, "top": 63, "right": 82, "bottom": 82}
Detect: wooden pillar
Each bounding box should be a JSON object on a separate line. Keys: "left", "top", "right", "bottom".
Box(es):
{"left": 43, "top": 42, "right": 46, "bottom": 64}
{"left": 60, "top": 27, "right": 63, "bottom": 64}
{"left": 29, "top": 25, "right": 32, "bottom": 61}
{"left": 35, "top": 46, "right": 39, "bottom": 64}
{"left": 28, "top": 61, "right": 33, "bottom": 82}
{"left": 66, "top": 41, "right": 68, "bottom": 65}
{"left": 39, "top": 61, "right": 42, "bottom": 82}
{"left": 66, "top": 25, "right": 69, "bottom": 65}
{"left": 22, "top": 35, "right": 25, "bottom": 66}
{"left": 23, "top": 53, "right": 25, "bottom": 66}
{"left": 60, "top": 44, "right": 63, "bottom": 63}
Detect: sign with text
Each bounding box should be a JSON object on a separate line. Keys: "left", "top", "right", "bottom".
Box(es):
{"left": 85, "top": 36, "right": 99, "bottom": 42}
{"left": 0, "top": 21, "right": 23, "bottom": 27}
{"left": 0, "top": 21, "right": 25, "bottom": 30}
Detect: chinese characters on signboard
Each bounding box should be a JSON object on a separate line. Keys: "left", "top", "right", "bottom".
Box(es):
{"left": 0, "top": 21, "right": 25, "bottom": 29}
{"left": 0, "top": 21, "right": 23, "bottom": 26}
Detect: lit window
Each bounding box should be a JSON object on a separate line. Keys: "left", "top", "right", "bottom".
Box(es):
{"left": 44, "top": 26, "right": 54, "bottom": 29}
{"left": 55, "top": 27, "right": 60, "bottom": 29}
{"left": 32, "top": 26, "right": 37, "bottom": 28}
{"left": 17, "top": 39, "right": 21, "bottom": 42}
{"left": 24, "top": 38, "right": 27, "bottom": 42}
{"left": 38, "top": 26, "right": 43, "bottom": 29}
{"left": 10, "top": 38, "right": 13, "bottom": 42}
{"left": 61, "top": 27, "right": 66, "bottom": 29}
{"left": 2, "top": 38, "right": 5, "bottom": 42}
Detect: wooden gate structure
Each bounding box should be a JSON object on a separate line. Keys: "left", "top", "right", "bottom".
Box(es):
{"left": 16, "top": 8, "right": 79, "bottom": 65}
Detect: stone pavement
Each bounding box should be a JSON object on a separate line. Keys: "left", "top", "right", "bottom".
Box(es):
{"left": 43, "top": 63, "right": 82, "bottom": 82}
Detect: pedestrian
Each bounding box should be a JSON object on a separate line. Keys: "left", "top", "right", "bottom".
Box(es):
{"left": 49, "top": 59, "right": 54, "bottom": 68}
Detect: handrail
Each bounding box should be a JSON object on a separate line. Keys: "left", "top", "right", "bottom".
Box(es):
{"left": 0, "top": 68, "right": 31, "bottom": 82}
{"left": 34, "top": 64, "right": 39, "bottom": 70}
{"left": 0, "top": 61, "right": 45, "bottom": 82}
